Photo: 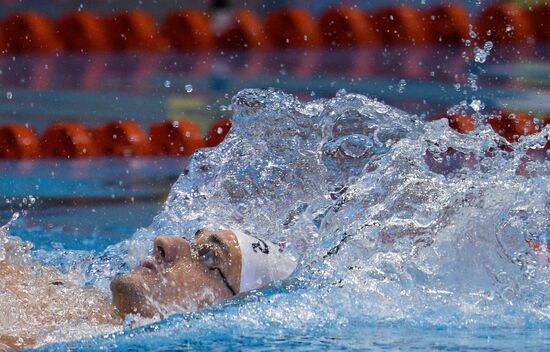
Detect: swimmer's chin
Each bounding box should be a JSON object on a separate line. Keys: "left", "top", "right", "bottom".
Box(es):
{"left": 111, "top": 271, "right": 159, "bottom": 318}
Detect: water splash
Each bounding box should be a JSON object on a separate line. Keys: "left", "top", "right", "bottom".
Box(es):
{"left": 1, "top": 88, "right": 549, "bottom": 349}
{"left": 134, "top": 88, "right": 549, "bottom": 328}
{"left": 0, "top": 216, "right": 120, "bottom": 350}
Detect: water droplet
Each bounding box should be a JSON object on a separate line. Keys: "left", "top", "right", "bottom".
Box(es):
{"left": 469, "top": 99, "right": 484, "bottom": 112}
{"left": 164, "top": 80, "right": 171, "bottom": 88}
{"left": 336, "top": 89, "right": 347, "bottom": 97}
{"left": 6, "top": 91, "right": 12, "bottom": 99}
{"left": 468, "top": 73, "right": 479, "bottom": 91}
{"left": 397, "top": 79, "right": 407, "bottom": 94}
{"left": 474, "top": 45, "right": 492, "bottom": 63}
{"left": 185, "top": 84, "right": 193, "bottom": 93}
{"left": 468, "top": 24, "right": 477, "bottom": 39}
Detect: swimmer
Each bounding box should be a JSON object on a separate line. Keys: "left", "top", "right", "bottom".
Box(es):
{"left": 0, "top": 228, "right": 295, "bottom": 350}
{"left": 111, "top": 228, "right": 296, "bottom": 317}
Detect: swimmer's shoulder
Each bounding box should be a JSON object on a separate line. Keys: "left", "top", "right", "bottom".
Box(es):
{"left": 0, "top": 334, "right": 36, "bottom": 351}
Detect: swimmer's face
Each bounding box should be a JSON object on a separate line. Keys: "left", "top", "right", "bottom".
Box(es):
{"left": 110, "top": 229, "right": 242, "bottom": 318}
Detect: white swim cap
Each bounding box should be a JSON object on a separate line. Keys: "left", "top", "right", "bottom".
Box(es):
{"left": 233, "top": 230, "right": 296, "bottom": 293}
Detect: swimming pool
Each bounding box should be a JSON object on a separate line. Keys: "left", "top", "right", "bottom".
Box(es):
{"left": 1, "top": 83, "right": 548, "bottom": 350}
{"left": 1, "top": 17, "right": 550, "bottom": 350}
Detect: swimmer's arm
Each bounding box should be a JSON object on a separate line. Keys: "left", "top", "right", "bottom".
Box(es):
{"left": 0, "top": 335, "right": 36, "bottom": 351}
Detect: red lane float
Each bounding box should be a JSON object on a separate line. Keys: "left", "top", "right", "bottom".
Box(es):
{"left": 424, "top": 4, "right": 469, "bottom": 45}
{"left": 1, "top": 12, "right": 61, "bottom": 53}
{"left": 371, "top": 6, "right": 426, "bottom": 46}
{"left": 320, "top": 6, "right": 379, "bottom": 48}
{"left": 204, "top": 117, "right": 232, "bottom": 147}
{"left": 161, "top": 10, "right": 213, "bottom": 51}
{"left": 264, "top": 8, "right": 320, "bottom": 48}
{"left": 0, "top": 125, "right": 40, "bottom": 159}
{"left": 40, "top": 122, "right": 99, "bottom": 158}
{"left": 1, "top": 6, "right": 550, "bottom": 54}
{"left": 448, "top": 114, "right": 475, "bottom": 133}
{"left": 57, "top": 11, "right": 110, "bottom": 52}
{"left": 430, "top": 113, "right": 475, "bottom": 133}
{"left": 531, "top": 4, "right": 550, "bottom": 42}
{"left": 477, "top": 4, "right": 534, "bottom": 45}
{"left": 93, "top": 121, "right": 151, "bottom": 157}
{"left": 0, "top": 28, "right": 5, "bottom": 53}
{"left": 0, "top": 111, "right": 546, "bottom": 160}
{"left": 149, "top": 120, "right": 204, "bottom": 156}
{"left": 487, "top": 111, "right": 538, "bottom": 142}
{"left": 1, "top": 119, "right": 231, "bottom": 159}
{"left": 217, "top": 9, "right": 266, "bottom": 49}
{"left": 103, "top": 10, "right": 166, "bottom": 51}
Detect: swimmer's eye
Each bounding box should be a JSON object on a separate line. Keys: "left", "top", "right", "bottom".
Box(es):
{"left": 202, "top": 250, "right": 215, "bottom": 267}
{"left": 196, "top": 245, "right": 217, "bottom": 268}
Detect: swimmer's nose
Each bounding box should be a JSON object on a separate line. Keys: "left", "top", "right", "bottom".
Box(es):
{"left": 153, "top": 235, "right": 191, "bottom": 264}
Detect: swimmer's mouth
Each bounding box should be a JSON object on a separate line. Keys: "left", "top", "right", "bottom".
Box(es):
{"left": 140, "top": 258, "right": 158, "bottom": 273}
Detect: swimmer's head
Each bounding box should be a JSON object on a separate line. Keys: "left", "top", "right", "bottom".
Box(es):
{"left": 110, "top": 229, "right": 295, "bottom": 318}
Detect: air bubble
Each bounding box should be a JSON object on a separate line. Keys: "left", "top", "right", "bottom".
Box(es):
{"left": 338, "top": 134, "right": 374, "bottom": 158}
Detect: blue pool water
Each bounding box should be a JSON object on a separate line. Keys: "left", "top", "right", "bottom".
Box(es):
{"left": 0, "top": 37, "right": 550, "bottom": 350}
{"left": 1, "top": 157, "right": 184, "bottom": 251}
{"left": 37, "top": 323, "right": 550, "bottom": 351}
{"left": 1, "top": 87, "right": 548, "bottom": 351}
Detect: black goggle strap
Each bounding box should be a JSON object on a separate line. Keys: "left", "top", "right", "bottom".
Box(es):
{"left": 211, "top": 267, "right": 237, "bottom": 296}
{"left": 191, "top": 242, "right": 237, "bottom": 296}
